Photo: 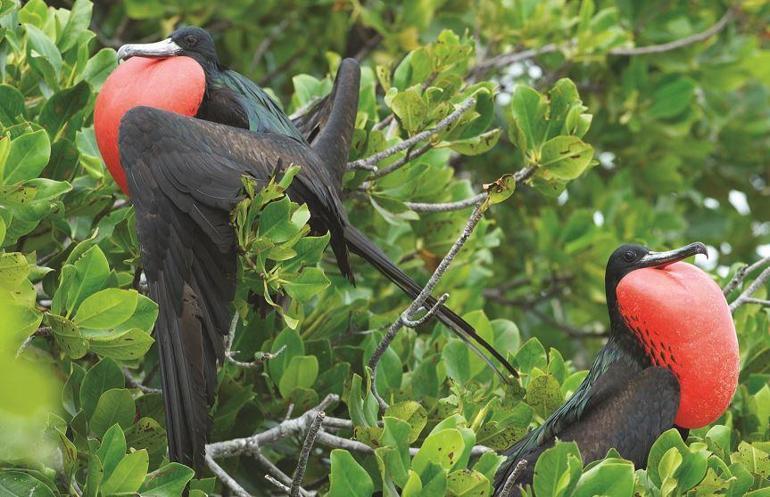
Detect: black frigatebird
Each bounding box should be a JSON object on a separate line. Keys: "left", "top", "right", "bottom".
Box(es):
{"left": 493, "top": 242, "right": 739, "bottom": 495}
{"left": 95, "top": 28, "right": 517, "bottom": 471}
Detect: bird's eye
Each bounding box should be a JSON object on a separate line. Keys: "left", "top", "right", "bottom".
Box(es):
{"left": 623, "top": 250, "right": 636, "bottom": 262}
{"left": 185, "top": 35, "right": 197, "bottom": 46}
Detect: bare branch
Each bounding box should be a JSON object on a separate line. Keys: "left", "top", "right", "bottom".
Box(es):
{"left": 723, "top": 256, "right": 770, "bottom": 296}
{"left": 123, "top": 367, "right": 162, "bottom": 394}
{"left": 371, "top": 142, "right": 432, "bottom": 179}
{"left": 730, "top": 265, "right": 770, "bottom": 312}
{"left": 254, "top": 451, "right": 313, "bottom": 497}
{"left": 474, "top": 43, "right": 559, "bottom": 73}
{"left": 205, "top": 454, "right": 252, "bottom": 497}
{"left": 265, "top": 474, "right": 291, "bottom": 494}
{"left": 401, "top": 293, "right": 449, "bottom": 327}
{"left": 206, "top": 394, "right": 339, "bottom": 459}
{"left": 347, "top": 97, "right": 476, "bottom": 172}
{"left": 367, "top": 198, "right": 489, "bottom": 409}
{"left": 290, "top": 411, "right": 325, "bottom": 497}
{"left": 499, "top": 459, "right": 528, "bottom": 497}
{"left": 404, "top": 164, "right": 536, "bottom": 213}
{"left": 224, "top": 313, "right": 286, "bottom": 368}
{"left": 406, "top": 193, "right": 487, "bottom": 213}
{"left": 609, "top": 9, "right": 734, "bottom": 56}
{"left": 743, "top": 297, "right": 770, "bottom": 307}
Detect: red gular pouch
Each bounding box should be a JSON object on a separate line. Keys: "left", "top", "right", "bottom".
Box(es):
{"left": 616, "top": 261, "right": 739, "bottom": 428}
{"left": 94, "top": 56, "right": 206, "bottom": 194}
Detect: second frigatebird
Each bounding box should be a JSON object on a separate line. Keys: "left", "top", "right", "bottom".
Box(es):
{"left": 493, "top": 242, "right": 739, "bottom": 494}
{"left": 95, "top": 28, "right": 517, "bottom": 470}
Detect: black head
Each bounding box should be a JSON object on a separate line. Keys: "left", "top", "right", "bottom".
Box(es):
{"left": 605, "top": 242, "right": 707, "bottom": 308}
{"left": 117, "top": 26, "right": 219, "bottom": 68}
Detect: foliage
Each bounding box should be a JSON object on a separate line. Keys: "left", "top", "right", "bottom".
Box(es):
{"left": 0, "top": 0, "right": 769, "bottom": 496}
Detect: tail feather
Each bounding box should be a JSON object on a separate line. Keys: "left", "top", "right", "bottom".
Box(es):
{"left": 344, "top": 225, "right": 518, "bottom": 380}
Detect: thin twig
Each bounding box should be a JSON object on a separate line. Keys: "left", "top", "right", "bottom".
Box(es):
{"left": 730, "top": 266, "right": 770, "bottom": 312}
{"left": 290, "top": 412, "right": 325, "bottom": 497}
{"left": 367, "top": 198, "right": 489, "bottom": 409}
{"left": 499, "top": 459, "right": 528, "bottom": 497}
{"left": 265, "top": 474, "right": 291, "bottom": 494}
{"left": 255, "top": 452, "right": 313, "bottom": 497}
{"left": 609, "top": 9, "right": 734, "bottom": 56}
{"left": 405, "top": 193, "right": 487, "bottom": 213}
{"left": 743, "top": 297, "right": 770, "bottom": 307}
{"left": 206, "top": 395, "right": 338, "bottom": 458}
{"left": 401, "top": 293, "right": 449, "bottom": 327}
{"left": 123, "top": 367, "right": 162, "bottom": 394}
{"left": 474, "top": 43, "right": 559, "bottom": 73}
{"left": 205, "top": 455, "right": 251, "bottom": 497}
{"left": 347, "top": 97, "right": 476, "bottom": 172}
{"left": 370, "top": 142, "right": 432, "bottom": 179}
{"left": 405, "top": 165, "right": 536, "bottom": 213}
{"left": 723, "top": 256, "right": 770, "bottom": 296}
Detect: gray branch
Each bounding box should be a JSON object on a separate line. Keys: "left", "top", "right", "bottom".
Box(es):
{"left": 347, "top": 97, "right": 476, "bottom": 172}
{"left": 290, "top": 411, "right": 325, "bottom": 497}
{"left": 499, "top": 459, "right": 528, "bottom": 497}
{"left": 609, "top": 9, "right": 734, "bottom": 56}
{"left": 205, "top": 455, "right": 252, "bottom": 497}
{"left": 367, "top": 198, "right": 489, "bottom": 409}
{"left": 730, "top": 265, "right": 770, "bottom": 313}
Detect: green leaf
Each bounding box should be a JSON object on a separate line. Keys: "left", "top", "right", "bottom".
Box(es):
{"left": 516, "top": 337, "right": 547, "bottom": 374}
{"left": 100, "top": 449, "right": 149, "bottom": 495}
{"left": 89, "top": 388, "right": 136, "bottom": 437}
{"left": 328, "top": 449, "right": 374, "bottom": 497}
{"left": 377, "top": 416, "right": 412, "bottom": 486}
{"left": 2, "top": 130, "right": 50, "bottom": 184}
{"left": 572, "top": 458, "right": 634, "bottom": 497}
{"left": 507, "top": 85, "right": 547, "bottom": 154}
{"left": 412, "top": 428, "right": 466, "bottom": 477}
{"left": 539, "top": 136, "right": 593, "bottom": 180}
{"left": 525, "top": 374, "right": 564, "bottom": 418}
{"left": 443, "top": 129, "right": 501, "bottom": 156}
{"left": 402, "top": 470, "right": 423, "bottom": 497}
{"left": 0, "top": 471, "right": 56, "bottom": 497}
{"left": 89, "top": 328, "right": 155, "bottom": 360}
{"left": 385, "top": 401, "right": 427, "bottom": 443}
{"left": 0, "top": 252, "right": 30, "bottom": 289}
{"left": 386, "top": 86, "right": 427, "bottom": 134}
{"left": 96, "top": 423, "right": 127, "bottom": 484}
{"left": 649, "top": 77, "right": 696, "bottom": 119}
{"left": 282, "top": 267, "right": 330, "bottom": 301}
{"left": 57, "top": 0, "right": 92, "bottom": 52}
{"left": 278, "top": 355, "right": 318, "bottom": 398}
{"left": 268, "top": 328, "right": 304, "bottom": 382}
{"left": 80, "top": 358, "right": 125, "bottom": 419}
{"left": 82, "top": 48, "right": 117, "bottom": 90}
{"left": 24, "top": 24, "right": 63, "bottom": 80}
{"left": 0, "top": 85, "right": 25, "bottom": 126}
{"left": 138, "top": 463, "right": 195, "bottom": 497}
{"left": 38, "top": 81, "right": 91, "bottom": 138}
{"left": 67, "top": 245, "right": 111, "bottom": 314}
{"left": 447, "top": 469, "right": 489, "bottom": 497}
{"left": 533, "top": 441, "right": 582, "bottom": 497}
{"left": 74, "top": 288, "right": 139, "bottom": 329}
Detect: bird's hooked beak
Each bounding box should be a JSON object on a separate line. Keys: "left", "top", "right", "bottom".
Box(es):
{"left": 639, "top": 242, "right": 708, "bottom": 269}
{"left": 117, "top": 39, "right": 182, "bottom": 61}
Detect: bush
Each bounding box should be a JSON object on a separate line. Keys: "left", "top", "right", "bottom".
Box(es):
{"left": 1, "top": 0, "right": 769, "bottom": 496}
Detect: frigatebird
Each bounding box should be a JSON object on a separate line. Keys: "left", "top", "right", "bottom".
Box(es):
{"left": 493, "top": 242, "right": 739, "bottom": 495}
{"left": 95, "top": 28, "right": 517, "bottom": 470}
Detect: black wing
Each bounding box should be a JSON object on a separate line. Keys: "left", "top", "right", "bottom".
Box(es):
{"left": 493, "top": 365, "right": 680, "bottom": 494}
{"left": 118, "top": 106, "right": 351, "bottom": 470}
{"left": 291, "top": 58, "right": 360, "bottom": 185}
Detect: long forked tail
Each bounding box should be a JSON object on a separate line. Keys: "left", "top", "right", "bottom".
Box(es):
{"left": 343, "top": 225, "right": 518, "bottom": 381}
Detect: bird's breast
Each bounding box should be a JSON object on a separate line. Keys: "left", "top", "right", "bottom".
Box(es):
{"left": 95, "top": 56, "right": 206, "bottom": 194}
{"left": 616, "top": 262, "right": 739, "bottom": 428}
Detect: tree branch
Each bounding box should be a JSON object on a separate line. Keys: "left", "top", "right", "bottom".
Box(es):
{"left": 290, "top": 411, "right": 325, "bottom": 497}
{"left": 729, "top": 265, "right": 770, "bottom": 312}
{"left": 499, "top": 459, "right": 528, "bottom": 497}
{"left": 367, "top": 198, "right": 489, "bottom": 409}
{"left": 609, "top": 9, "right": 734, "bottom": 56}
{"left": 205, "top": 455, "right": 252, "bottom": 497}
{"left": 347, "top": 97, "right": 476, "bottom": 172}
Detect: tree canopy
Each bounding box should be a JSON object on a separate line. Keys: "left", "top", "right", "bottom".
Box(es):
{"left": 1, "top": 0, "right": 769, "bottom": 496}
